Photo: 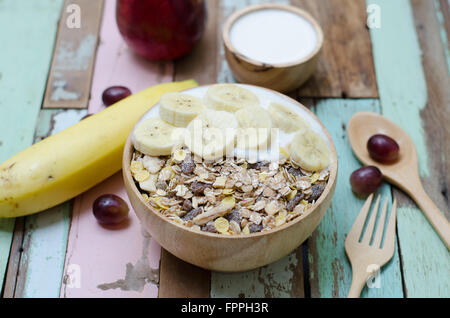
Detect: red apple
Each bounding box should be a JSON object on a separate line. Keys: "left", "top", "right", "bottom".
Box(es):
{"left": 116, "top": 0, "right": 207, "bottom": 61}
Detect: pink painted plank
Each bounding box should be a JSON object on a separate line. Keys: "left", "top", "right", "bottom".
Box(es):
{"left": 61, "top": 0, "right": 173, "bottom": 297}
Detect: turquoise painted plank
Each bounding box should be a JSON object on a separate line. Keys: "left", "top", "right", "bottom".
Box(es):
{"left": 0, "top": 0, "right": 64, "bottom": 288}
{"left": 15, "top": 109, "right": 86, "bottom": 298}
{"left": 433, "top": 0, "right": 450, "bottom": 73}
{"left": 308, "top": 99, "right": 404, "bottom": 298}
{"left": 367, "top": 0, "right": 429, "bottom": 176}
{"left": 211, "top": 250, "right": 303, "bottom": 298}
{"left": 367, "top": 0, "right": 450, "bottom": 297}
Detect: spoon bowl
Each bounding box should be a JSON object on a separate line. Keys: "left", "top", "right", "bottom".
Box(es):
{"left": 348, "top": 112, "right": 450, "bottom": 249}
{"left": 348, "top": 112, "right": 417, "bottom": 187}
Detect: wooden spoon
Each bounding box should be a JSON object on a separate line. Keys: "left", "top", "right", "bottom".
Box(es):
{"left": 348, "top": 112, "right": 450, "bottom": 250}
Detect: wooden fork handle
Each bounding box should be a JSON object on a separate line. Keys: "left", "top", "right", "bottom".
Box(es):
{"left": 347, "top": 270, "right": 369, "bottom": 298}
{"left": 407, "top": 182, "right": 450, "bottom": 250}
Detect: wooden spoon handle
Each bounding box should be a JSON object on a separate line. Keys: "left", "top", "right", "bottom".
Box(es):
{"left": 408, "top": 182, "right": 450, "bottom": 250}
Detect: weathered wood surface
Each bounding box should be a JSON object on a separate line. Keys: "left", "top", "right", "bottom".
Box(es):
{"left": 292, "top": 0, "right": 378, "bottom": 98}
{"left": 367, "top": 0, "right": 449, "bottom": 297}
{"left": 304, "top": 0, "right": 450, "bottom": 298}
{"left": 401, "top": 0, "right": 449, "bottom": 297}
{"left": 43, "top": 0, "right": 104, "bottom": 109}
{"left": 156, "top": 0, "right": 220, "bottom": 298}
{"left": 158, "top": 251, "right": 211, "bottom": 298}
{"left": 2, "top": 218, "right": 24, "bottom": 297}
{"left": 438, "top": 0, "right": 450, "bottom": 60}
{"left": 5, "top": 109, "right": 82, "bottom": 298}
{"left": 2, "top": 0, "right": 450, "bottom": 298}
{"left": 61, "top": 0, "right": 172, "bottom": 298}
{"left": 307, "top": 99, "right": 404, "bottom": 298}
{"left": 0, "top": 0, "right": 64, "bottom": 295}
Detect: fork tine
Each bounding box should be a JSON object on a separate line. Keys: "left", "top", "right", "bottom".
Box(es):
{"left": 382, "top": 198, "right": 397, "bottom": 254}
{"left": 346, "top": 194, "right": 374, "bottom": 243}
{"left": 361, "top": 195, "right": 381, "bottom": 244}
{"left": 372, "top": 197, "right": 389, "bottom": 247}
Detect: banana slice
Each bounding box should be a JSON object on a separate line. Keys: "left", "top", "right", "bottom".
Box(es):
{"left": 159, "top": 92, "right": 204, "bottom": 127}
{"left": 132, "top": 117, "right": 183, "bottom": 156}
{"left": 185, "top": 110, "right": 238, "bottom": 160}
{"left": 204, "top": 84, "right": 259, "bottom": 112}
{"left": 235, "top": 106, "right": 272, "bottom": 149}
{"left": 290, "top": 129, "right": 331, "bottom": 172}
{"left": 268, "top": 102, "right": 309, "bottom": 133}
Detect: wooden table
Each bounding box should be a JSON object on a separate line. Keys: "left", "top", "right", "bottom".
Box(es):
{"left": 1, "top": 0, "right": 449, "bottom": 298}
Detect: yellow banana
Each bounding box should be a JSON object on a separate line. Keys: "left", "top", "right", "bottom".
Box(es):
{"left": 0, "top": 80, "right": 198, "bottom": 217}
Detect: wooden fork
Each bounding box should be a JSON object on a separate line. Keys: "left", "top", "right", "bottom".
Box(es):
{"left": 345, "top": 194, "right": 397, "bottom": 298}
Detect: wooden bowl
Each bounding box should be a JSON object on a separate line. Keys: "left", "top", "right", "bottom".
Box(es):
{"left": 122, "top": 85, "right": 337, "bottom": 272}
{"left": 223, "top": 3, "right": 324, "bottom": 93}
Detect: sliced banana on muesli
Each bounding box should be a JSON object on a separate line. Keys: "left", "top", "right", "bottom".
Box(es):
{"left": 132, "top": 117, "right": 183, "bottom": 156}
{"left": 290, "top": 129, "right": 331, "bottom": 172}
{"left": 204, "top": 84, "right": 259, "bottom": 112}
{"left": 235, "top": 106, "right": 272, "bottom": 149}
{"left": 159, "top": 92, "right": 204, "bottom": 127}
{"left": 268, "top": 102, "right": 310, "bottom": 133}
{"left": 184, "top": 110, "right": 238, "bottom": 161}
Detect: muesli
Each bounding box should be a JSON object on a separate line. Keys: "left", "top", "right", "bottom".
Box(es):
{"left": 130, "top": 84, "right": 332, "bottom": 235}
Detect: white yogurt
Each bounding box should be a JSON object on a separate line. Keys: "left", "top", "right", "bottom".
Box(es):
{"left": 137, "top": 84, "right": 332, "bottom": 164}
{"left": 229, "top": 8, "right": 318, "bottom": 65}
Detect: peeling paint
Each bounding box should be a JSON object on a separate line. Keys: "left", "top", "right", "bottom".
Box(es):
{"left": 55, "top": 34, "right": 97, "bottom": 71}
{"left": 50, "top": 80, "right": 80, "bottom": 101}
{"left": 211, "top": 250, "right": 299, "bottom": 298}
{"left": 49, "top": 109, "right": 85, "bottom": 135}
{"left": 96, "top": 236, "right": 158, "bottom": 292}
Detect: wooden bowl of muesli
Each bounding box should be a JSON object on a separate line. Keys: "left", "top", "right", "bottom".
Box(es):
{"left": 123, "top": 84, "right": 337, "bottom": 272}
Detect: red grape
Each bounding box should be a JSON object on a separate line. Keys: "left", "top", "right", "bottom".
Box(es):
{"left": 102, "top": 86, "right": 132, "bottom": 106}
{"left": 367, "top": 134, "right": 399, "bottom": 163}
{"left": 350, "top": 166, "right": 383, "bottom": 196}
{"left": 93, "top": 194, "right": 129, "bottom": 225}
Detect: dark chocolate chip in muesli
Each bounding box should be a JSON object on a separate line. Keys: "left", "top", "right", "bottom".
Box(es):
{"left": 201, "top": 222, "right": 217, "bottom": 233}
{"left": 180, "top": 154, "right": 195, "bottom": 175}
{"left": 182, "top": 199, "right": 193, "bottom": 211}
{"left": 287, "top": 193, "right": 306, "bottom": 211}
{"left": 226, "top": 208, "right": 241, "bottom": 224}
{"left": 249, "top": 223, "right": 263, "bottom": 233}
{"left": 308, "top": 183, "right": 326, "bottom": 203}
{"left": 248, "top": 161, "right": 269, "bottom": 170}
{"left": 191, "top": 181, "right": 211, "bottom": 195}
{"left": 182, "top": 208, "right": 202, "bottom": 221}
{"left": 288, "top": 167, "right": 305, "bottom": 177}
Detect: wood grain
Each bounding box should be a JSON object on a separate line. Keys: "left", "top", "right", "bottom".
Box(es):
{"left": 411, "top": 0, "right": 450, "bottom": 292}
{"left": 291, "top": 0, "right": 378, "bottom": 98}
{"left": 61, "top": 0, "right": 173, "bottom": 298}
{"left": 158, "top": 251, "right": 211, "bottom": 298}
{"left": 2, "top": 218, "right": 24, "bottom": 298}
{"left": 208, "top": 0, "right": 309, "bottom": 298}
{"left": 0, "top": 0, "right": 64, "bottom": 292}
{"left": 174, "top": 0, "right": 219, "bottom": 85}
{"left": 368, "top": 0, "right": 450, "bottom": 297}
{"left": 4, "top": 109, "right": 85, "bottom": 298}
{"left": 157, "top": 0, "right": 219, "bottom": 298}
{"left": 307, "top": 99, "right": 403, "bottom": 298}
{"left": 211, "top": 247, "right": 305, "bottom": 298}
{"left": 43, "top": 0, "right": 104, "bottom": 109}
{"left": 438, "top": 0, "right": 450, "bottom": 49}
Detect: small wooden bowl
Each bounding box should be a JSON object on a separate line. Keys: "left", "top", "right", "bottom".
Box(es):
{"left": 223, "top": 3, "right": 324, "bottom": 93}
{"left": 123, "top": 85, "right": 337, "bottom": 272}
